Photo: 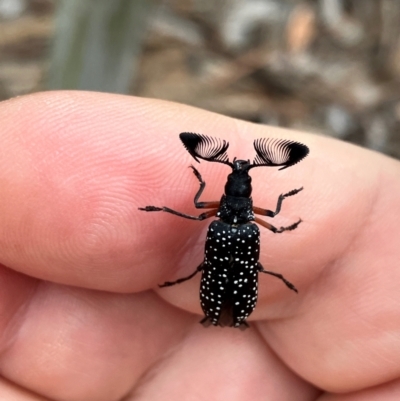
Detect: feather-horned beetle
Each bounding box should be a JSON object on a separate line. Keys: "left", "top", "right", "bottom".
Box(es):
{"left": 139, "top": 133, "right": 309, "bottom": 328}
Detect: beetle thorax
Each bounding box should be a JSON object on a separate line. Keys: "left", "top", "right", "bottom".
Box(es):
{"left": 217, "top": 195, "right": 254, "bottom": 224}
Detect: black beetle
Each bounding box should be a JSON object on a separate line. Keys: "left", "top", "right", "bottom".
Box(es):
{"left": 139, "top": 133, "right": 309, "bottom": 328}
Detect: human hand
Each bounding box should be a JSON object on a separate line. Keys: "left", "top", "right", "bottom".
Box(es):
{"left": 0, "top": 91, "right": 399, "bottom": 400}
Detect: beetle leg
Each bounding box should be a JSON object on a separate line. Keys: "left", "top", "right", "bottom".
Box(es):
{"left": 254, "top": 216, "right": 302, "bottom": 233}
{"left": 199, "top": 316, "right": 250, "bottom": 329}
{"left": 139, "top": 206, "right": 218, "bottom": 221}
{"left": 190, "top": 165, "right": 220, "bottom": 209}
{"left": 257, "top": 263, "right": 298, "bottom": 293}
{"left": 139, "top": 166, "right": 220, "bottom": 216}
{"left": 253, "top": 187, "right": 303, "bottom": 217}
{"left": 159, "top": 263, "right": 203, "bottom": 287}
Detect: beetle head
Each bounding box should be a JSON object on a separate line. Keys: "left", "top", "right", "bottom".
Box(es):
{"left": 225, "top": 158, "right": 252, "bottom": 197}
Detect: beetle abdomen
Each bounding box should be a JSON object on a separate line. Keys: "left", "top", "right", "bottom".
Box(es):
{"left": 200, "top": 220, "right": 260, "bottom": 327}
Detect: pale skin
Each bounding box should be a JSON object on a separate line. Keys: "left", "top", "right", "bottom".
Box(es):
{"left": 0, "top": 91, "right": 399, "bottom": 401}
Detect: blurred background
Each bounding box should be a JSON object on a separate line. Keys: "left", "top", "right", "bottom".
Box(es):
{"left": 0, "top": 0, "right": 400, "bottom": 157}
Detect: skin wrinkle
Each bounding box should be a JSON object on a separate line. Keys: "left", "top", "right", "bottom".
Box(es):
{"left": 0, "top": 376, "right": 53, "bottom": 401}
{"left": 129, "top": 334, "right": 190, "bottom": 398}
{"left": 253, "top": 322, "right": 324, "bottom": 400}
{"left": 0, "top": 270, "right": 39, "bottom": 360}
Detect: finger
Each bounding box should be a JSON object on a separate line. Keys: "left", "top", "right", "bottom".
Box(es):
{"left": 132, "top": 325, "right": 319, "bottom": 401}
{"left": 256, "top": 146, "right": 400, "bottom": 391}
{"left": 0, "top": 377, "right": 52, "bottom": 400}
{"left": 0, "top": 91, "right": 235, "bottom": 291}
{"left": 318, "top": 378, "right": 400, "bottom": 400}
{"left": 0, "top": 280, "right": 191, "bottom": 401}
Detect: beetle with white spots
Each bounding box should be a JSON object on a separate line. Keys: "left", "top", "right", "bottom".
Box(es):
{"left": 140, "top": 133, "right": 309, "bottom": 328}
